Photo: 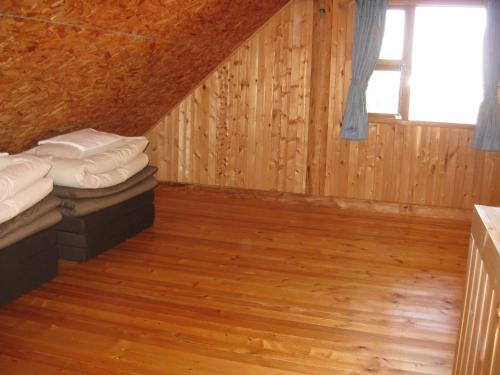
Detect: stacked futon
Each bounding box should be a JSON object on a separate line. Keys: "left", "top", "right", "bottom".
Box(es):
{"left": 0, "top": 154, "right": 61, "bottom": 306}
{"left": 29, "top": 129, "right": 157, "bottom": 262}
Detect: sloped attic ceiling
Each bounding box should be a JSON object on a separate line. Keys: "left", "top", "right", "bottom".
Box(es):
{"left": 0, "top": 0, "right": 289, "bottom": 152}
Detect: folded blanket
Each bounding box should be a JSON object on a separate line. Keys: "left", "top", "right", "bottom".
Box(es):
{"left": 0, "top": 154, "right": 52, "bottom": 202}
{"left": 0, "top": 153, "right": 50, "bottom": 170}
{"left": 52, "top": 166, "right": 157, "bottom": 199}
{"left": 57, "top": 191, "right": 154, "bottom": 233}
{"left": 34, "top": 136, "right": 149, "bottom": 188}
{"left": 0, "top": 195, "right": 61, "bottom": 238}
{"left": 38, "top": 128, "right": 124, "bottom": 158}
{"left": 0, "top": 178, "right": 53, "bottom": 225}
{"left": 48, "top": 152, "right": 149, "bottom": 189}
{"left": 59, "top": 176, "right": 157, "bottom": 217}
{"left": 0, "top": 209, "right": 62, "bottom": 250}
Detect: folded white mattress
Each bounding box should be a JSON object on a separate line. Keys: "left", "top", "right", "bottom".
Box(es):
{"left": 37, "top": 128, "right": 125, "bottom": 158}
{"left": 0, "top": 177, "right": 53, "bottom": 224}
{"left": 0, "top": 154, "right": 52, "bottom": 202}
{"left": 49, "top": 152, "right": 149, "bottom": 189}
{"left": 28, "top": 136, "right": 149, "bottom": 188}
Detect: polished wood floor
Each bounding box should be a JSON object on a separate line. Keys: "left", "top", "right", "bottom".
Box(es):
{"left": 0, "top": 185, "right": 471, "bottom": 374}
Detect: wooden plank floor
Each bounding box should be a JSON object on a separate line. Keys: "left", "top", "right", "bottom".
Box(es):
{"left": 0, "top": 185, "right": 471, "bottom": 374}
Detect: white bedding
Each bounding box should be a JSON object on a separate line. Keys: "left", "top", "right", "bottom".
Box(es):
{"left": 48, "top": 153, "right": 149, "bottom": 189}
{"left": 30, "top": 136, "right": 147, "bottom": 162}
{"left": 0, "top": 177, "right": 53, "bottom": 224}
{"left": 0, "top": 155, "right": 52, "bottom": 202}
{"left": 28, "top": 134, "right": 149, "bottom": 189}
{"left": 38, "top": 128, "right": 124, "bottom": 158}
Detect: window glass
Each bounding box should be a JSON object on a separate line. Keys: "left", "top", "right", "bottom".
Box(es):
{"left": 409, "top": 7, "right": 486, "bottom": 124}
{"left": 379, "top": 9, "right": 405, "bottom": 60}
{"left": 366, "top": 70, "right": 401, "bottom": 115}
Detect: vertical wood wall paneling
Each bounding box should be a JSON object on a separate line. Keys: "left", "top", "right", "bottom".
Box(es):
{"left": 146, "top": 0, "right": 500, "bottom": 210}
{"left": 148, "top": 0, "right": 313, "bottom": 194}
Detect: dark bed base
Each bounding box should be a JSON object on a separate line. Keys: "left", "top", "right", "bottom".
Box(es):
{"left": 0, "top": 228, "right": 58, "bottom": 307}
{"left": 56, "top": 191, "right": 155, "bottom": 262}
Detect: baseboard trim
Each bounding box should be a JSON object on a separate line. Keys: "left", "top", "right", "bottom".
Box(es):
{"left": 157, "top": 182, "right": 472, "bottom": 222}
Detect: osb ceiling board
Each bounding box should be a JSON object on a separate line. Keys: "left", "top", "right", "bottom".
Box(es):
{"left": 0, "top": 0, "right": 289, "bottom": 152}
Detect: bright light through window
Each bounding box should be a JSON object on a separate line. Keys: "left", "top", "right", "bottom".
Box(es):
{"left": 379, "top": 9, "right": 405, "bottom": 60}
{"left": 366, "top": 9, "right": 406, "bottom": 115}
{"left": 366, "top": 70, "right": 401, "bottom": 115}
{"left": 366, "top": 5, "right": 486, "bottom": 124}
{"left": 409, "top": 7, "right": 486, "bottom": 124}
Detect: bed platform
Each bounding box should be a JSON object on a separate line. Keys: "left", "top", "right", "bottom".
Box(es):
{"left": 56, "top": 191, "right": 155, "bottom": 262}
{"left": 0, "top": 227, "right": 58, "bottom": 307}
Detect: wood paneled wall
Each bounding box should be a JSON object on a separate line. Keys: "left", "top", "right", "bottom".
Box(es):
{"left": 148, "top": 0, "right": 313, "bottom": 194}
{"left": 147, "top": 0, "right": 500, "bottom": 210}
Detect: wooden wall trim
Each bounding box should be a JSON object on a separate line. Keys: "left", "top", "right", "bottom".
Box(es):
{"left": 146, "top": 0, "right": 500, "bottom": 211}
{"left": 306, "top": 0, "right": 335, "bottom": 196}
{"left": 159, "top": 182, "right": 472, "bottom": 221}
{"left": 367, "top": 117, "right": 477, "bottom": 130}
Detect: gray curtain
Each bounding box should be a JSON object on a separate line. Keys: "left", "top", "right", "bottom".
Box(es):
{"left": 474, "top": 0, "right": 500, "bottom": 151}
{"left": 341, "top": 0, "right": 388, "bottom": 140}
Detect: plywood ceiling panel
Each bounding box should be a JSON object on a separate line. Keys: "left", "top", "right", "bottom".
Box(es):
{"left": 0, "top": 0, "right": 289, "bottom": 152}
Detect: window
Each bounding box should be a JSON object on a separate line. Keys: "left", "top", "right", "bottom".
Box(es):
{"left": 366, "top": 4, "right": 486, "bottom": 124}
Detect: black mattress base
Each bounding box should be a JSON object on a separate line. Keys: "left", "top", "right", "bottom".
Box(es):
{"left": 0, "top": 227, "right": 58, "bottom": 307}
{"left": 57, "top": 202, "right": 155, "bottom": 263}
